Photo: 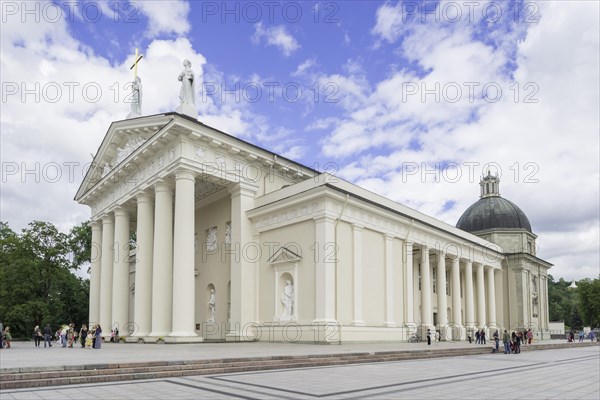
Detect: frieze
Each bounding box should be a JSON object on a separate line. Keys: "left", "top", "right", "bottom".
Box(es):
{"left": 91, "top": 146, "right": 180, "bottom": 218}
{"left": 254, "top": 201, "right": 321, "bottom": 230}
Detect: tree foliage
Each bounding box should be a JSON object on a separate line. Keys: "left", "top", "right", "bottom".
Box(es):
{"left": 0, "top": 221, "right": 90, "bottom": 339}
{"left": 548, "top": 274, "right": 599, "bottom": 330}
{"left": 576, "top": 278, "right": 600, "bottom": 328}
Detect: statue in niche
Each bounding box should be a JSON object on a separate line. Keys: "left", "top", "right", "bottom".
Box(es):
{"left": 206, "top": 227, "right": 217, "bottom": 252}
{"left": 208, "top": 289, "right": 216, "bottom": 322}
{"left": 532, "top": 295, "right": 539, "bottom": 317}
{"left": 280, "top": 280, "right": 294, "bottom": 321}
{"left": 531, "top": 275, "right": 538, "bottom": 295}
{"left": 225, "top": 222, "right": 231, "bottom": 245}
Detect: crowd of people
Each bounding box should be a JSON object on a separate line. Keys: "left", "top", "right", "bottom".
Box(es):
{"left": 0, "top": 322, "right": 104, "bottom": 349}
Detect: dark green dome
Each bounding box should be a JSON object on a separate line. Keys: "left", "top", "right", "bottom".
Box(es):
{"left": 456, "top": 196, "right": 532, "bottom": 233}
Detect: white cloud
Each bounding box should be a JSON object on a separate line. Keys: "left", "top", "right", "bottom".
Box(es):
{"left": 135, "top": 0, "right": 191, "bottom": 38}
{"left": 0, "top": 7, "right": 261, "bottom": 234}
{"left": 312, "top": 1, "right": 600, "bottom": 280}
{"left": 252, "top": 22, "right": 300, "bottom": 57}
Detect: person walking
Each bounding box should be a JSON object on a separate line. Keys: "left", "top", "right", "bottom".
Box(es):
{"left": 527, "top": 329, "right": 534, "bottom": 345}
{"left": 67, "top": 323, "right": 75, "bottom": 348}
{"left": 33, "top": 325, "right": 42, "bottom": 347}
{"left": 79, "top": 324, "right": 88, "bottom": 348}
{"left": 492, "top": 329, "right": 499, "bottom": 353}
{"left": 502, "top": 330, "right": 511, "bottom": 354}
{"left": 93, "top": 325, "right": 102, "bottom": 349}
{"left": 427, "top": 329, "right": 432, "bottom": 345}
{"left": 515, "top": 331, "right": 522, "bottom": 353}
{"left": 579, "top": 331, "right": 584, "bottom": 342}
{"left": 475, "top": 329, "right": 480, "bottom": 344}
{"left": 60, "top": 325, "right": 67, "bottom": 347}
{"left": 43, "top": 323, "right": 52, "bottom": 348}
{"left": 3, "top": 326, "right": 12, "bottom": 348}
{"left": 481, "top": 329, "right": 486, "bottom": 345}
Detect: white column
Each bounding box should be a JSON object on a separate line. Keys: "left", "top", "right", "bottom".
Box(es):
{"left": 464, "top": 259, "right": 474, "bottom": 329}
{"left": 486, "top": 267, "right": 497, "bottom": 329}
{"left": 89, "top": 221, "right": 102, "bottom": 326}
{"left": 405, "top": 241, "right": 414, "bottom": 324}
{"left": 227, "top": 182, "right": 258, "bottom": 340}
{"left": 170, "top": 170, "right": 197, "bottom": 338}
{"left": 133, "top": 193, "right": 153, "bottom": 337}
{"left": 420, "top": 245, "right": 432, "bottom": 326}
{"left": 436, "top": 251, "right": 448, "bottom": 331}
{"left": 314, "top": 214, "right": 337, "bottom": 322}
{"left": 451, "top": 256, "right": 462, "bottom": 337}
{"left": 149, "top": 182, "right": 173, "bottom": 337}
{"left": 475, "top": 262, "right": 486, "bottom": 328}
{"left": 384, "top": 234, "right": 395, "bottom": 327}
{"left": 351, "top": 224, "right": 364, "bottom": 326}
{"left": 112, "top": 207, "right": 130, "bottom": 335}
{"left": 99, "top": 214, "right": 114, "bottom": 337}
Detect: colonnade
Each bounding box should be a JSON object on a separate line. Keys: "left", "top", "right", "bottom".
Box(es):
{"left": 89, "top": 169, "right": 246, "bottom": 340}
{"left": 409, "top": 243, "right": 499, "bottom": 335}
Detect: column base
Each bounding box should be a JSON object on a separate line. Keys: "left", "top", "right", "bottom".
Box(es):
{"left": 350, "top": 320, "right": 365, "bottom": 326}
{"left": 384, "top": 321, "right": 397, "bottom": 327}
{"left": 225, "top": 331, "right": 256, "bottom": 342}
{"left": 125, "top": 336, "right": 143, "bottom": 343}
{"left": 169, "top": 330, "right": 199, "bottom": 337}
{"left": 164, "top": 335, "right": 204, "bottom": 344}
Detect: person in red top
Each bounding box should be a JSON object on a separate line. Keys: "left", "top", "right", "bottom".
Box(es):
{"left": 526, "top": 329, "right": 534, "bottom": 344}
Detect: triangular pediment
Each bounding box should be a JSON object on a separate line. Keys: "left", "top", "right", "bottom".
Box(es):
{"left": 268, "top": 246, "right": 302, "bottom": 264}
{"left": 75, "top": 114, "right": 175, "bottom": 201}
{"left": 75, "top": 112, "right": 317, "bottom": 210}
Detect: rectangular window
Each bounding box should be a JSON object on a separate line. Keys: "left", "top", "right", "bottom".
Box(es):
{"left": 433, "top": 267, "right": 436, "bottom": 293}
{"left": 418, "top": 266, "right": 421, "bottom": 291}
{"left": 446, "top": 270, "right": 450, "bottom": 295}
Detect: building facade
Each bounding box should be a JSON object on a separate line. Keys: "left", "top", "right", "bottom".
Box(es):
{"left": 75, "top": 112, "right": 551, "bottom": 343}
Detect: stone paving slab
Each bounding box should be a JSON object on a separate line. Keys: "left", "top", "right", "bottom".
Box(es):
{"left": 1, "top": 339, "right": 597, "bottom": 372}
{"left": 1, "top": 346, "right": 598, "bottom": 399}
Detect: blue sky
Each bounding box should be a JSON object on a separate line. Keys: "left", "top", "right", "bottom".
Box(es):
{"left": 1, "top": 0, "right": 599, "bottom": 280}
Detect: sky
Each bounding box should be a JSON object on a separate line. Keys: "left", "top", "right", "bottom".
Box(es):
{"left": 1, "top": 0, "right": 598, "bottom": 281}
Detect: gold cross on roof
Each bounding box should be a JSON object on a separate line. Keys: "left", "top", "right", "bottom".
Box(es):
{"left": 130, "top": 48, "right": 143, "bottom": 80}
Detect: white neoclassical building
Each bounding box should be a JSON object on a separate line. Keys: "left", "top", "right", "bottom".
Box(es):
{"left": 75, "top": 112, "right": 552, "bottom": 343}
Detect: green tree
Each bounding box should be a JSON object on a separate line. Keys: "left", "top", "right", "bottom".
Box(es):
{"left": 547, "top": 275, "right": 580, "bottom": 329}
{"left": 576, "top": 278, "right": 600, "bottom": 328}
{"left": 0, "top": 221, "right": 90, "bottom": 339}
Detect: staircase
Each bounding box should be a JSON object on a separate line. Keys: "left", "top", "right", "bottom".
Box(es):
{"left": 2, "top": 341, "right": 597, "bottom": 389}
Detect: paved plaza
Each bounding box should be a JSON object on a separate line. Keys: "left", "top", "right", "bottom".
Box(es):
{"left": 1, "top": 341, "right": 598, "bottom": 399}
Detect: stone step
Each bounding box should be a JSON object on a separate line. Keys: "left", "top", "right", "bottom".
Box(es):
{"left": 2, "top": 341, "right": 597, "bottom": 390}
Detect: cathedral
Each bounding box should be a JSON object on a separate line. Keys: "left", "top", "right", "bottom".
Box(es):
{"left": 75, "top": 63, "right": 551, "bottom": 343}
{"left": 75, "top": 111, "right": 551, "bottom": 343}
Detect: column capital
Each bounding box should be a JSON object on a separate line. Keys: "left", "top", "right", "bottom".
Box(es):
{"left": 136, "top": 191, "right": 154, "bottom": 204}
{"left": 173, "top": 168, "right": 196, "bottom": 181}
{"left": 100, "top": 213, "right": 114, "bottom": 224}
{"left": 384, "top": 233, "right": 394, "bottom": 240}
{"left": 351, "top": 223, "right": 364, "bottom": 231}
{"left": 113, "top": 206, "right": 130, "bottom": 217}
{"left": 154, "top": 180, "right": 174, "bottom": 193}
{"left": 228, "top": 181, "right": 258, "bottom": 197}
{"left": 313, "top": 211, "right": 338, "bottom": 224}
{"left": 91, "top": 220, "right": 102, "bottom": 230}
